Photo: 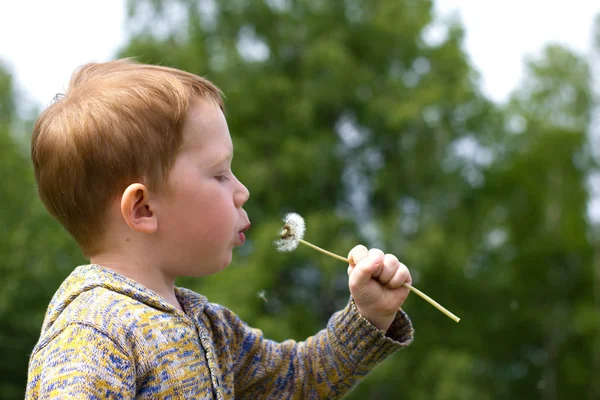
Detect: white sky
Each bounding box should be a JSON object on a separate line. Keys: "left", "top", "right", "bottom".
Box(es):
{"left": 0, "top": 0, "right": 126, "bottom": 109}
{"left": 0, "top": 0, "right": 598, "bottom": 108}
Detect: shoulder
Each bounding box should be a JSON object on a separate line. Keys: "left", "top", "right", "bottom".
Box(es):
{"left": 203, "top": 301, "right": 247, "bottom": 328}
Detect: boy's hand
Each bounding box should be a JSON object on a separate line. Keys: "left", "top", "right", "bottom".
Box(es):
{"left": 347, "top": 245, "right": 412, "bottom": 332}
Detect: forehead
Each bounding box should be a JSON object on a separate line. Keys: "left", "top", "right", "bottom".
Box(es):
{"left": 181, "top": 98, "right": 232, "bottom": 153}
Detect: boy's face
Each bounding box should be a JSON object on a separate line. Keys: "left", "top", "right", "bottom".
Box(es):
{"left": 155, "top": 99, "right": 250, "bottom": 276}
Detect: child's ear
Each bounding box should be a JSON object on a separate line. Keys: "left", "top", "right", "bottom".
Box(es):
{"left": 120, "top": 183, "right": 158, "bottom": 234}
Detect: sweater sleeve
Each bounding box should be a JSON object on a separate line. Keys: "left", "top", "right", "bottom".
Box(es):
{"left": 26, "top": 323, "right": 136, "bottom": 399}
{"left": 221, "top": 299, "right": 413, "bottom": 399}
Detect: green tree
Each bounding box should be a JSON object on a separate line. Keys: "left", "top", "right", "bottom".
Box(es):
{"left": 473, "top": 14, "right": 600, "bottom": 399}
{"left": 495, "top": 45, "right": 596, "bottom": 398}
{"left": 3, "top": 1, "right": 598, "bottom": 398}
{"left": 119, "top": 2, "right": 599, "bottom": 398}
{"left": 0, "top": 63, "right": 85, "bottom": 398}
{"left": 120, "top": 0, "right": 498, "bottom": 398}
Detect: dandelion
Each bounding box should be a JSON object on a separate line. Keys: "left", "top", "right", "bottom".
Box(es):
{"left": 275, "top": 212, "right": 460, "bottom": 323}
{"left": 258, "top": 290, "right": 268, "bottom": 303}
{"left": 275, "top": 213, "right": 349, "bottom": 263}
{"left": 275, "top": 213, "right": 305, "bottom": 252}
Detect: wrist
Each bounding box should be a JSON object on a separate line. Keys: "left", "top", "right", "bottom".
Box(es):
{"left": 355, "top": 304, "right": 395, "bottom": 332}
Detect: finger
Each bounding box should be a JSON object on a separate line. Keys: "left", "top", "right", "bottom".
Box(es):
{"left": 348, "top": 244, "right": 368, "bottom": 266}
{"left": 349, "top": 249, "right": 384, "bottom": 290}
{"left": 368, "top": 249, "right": 384, "bottom": 277}
{"left": 387, "top": 262, "right": 412, "bottom": 289}
{"left": 378, "top": 253, "right": 400, "bottom": 285}
{"left": 347, "top": 266, "right": 352, "bottom": 276}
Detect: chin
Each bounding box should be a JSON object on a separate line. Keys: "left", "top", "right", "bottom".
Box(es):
{"left": 220, "top": 253, "right": 233, "bottom": 271}
{"left": 198, "top": 255, "right": 232, "bottom": 277}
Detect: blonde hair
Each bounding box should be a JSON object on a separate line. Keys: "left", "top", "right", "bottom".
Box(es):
{"left": 31, "top": 59, "right": 224, "bottom": 256}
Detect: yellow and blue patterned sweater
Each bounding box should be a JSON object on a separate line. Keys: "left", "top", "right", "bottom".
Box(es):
{"left": 26, "top": 264, "right": 413, "bottom": 399}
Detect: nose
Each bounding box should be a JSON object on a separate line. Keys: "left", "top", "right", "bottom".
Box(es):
{"left": 234, "top": 178, "right": 250, "bottom": 208}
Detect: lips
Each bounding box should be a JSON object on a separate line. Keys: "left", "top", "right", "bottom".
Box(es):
{"left": 239, "top": 223, "right": 251, "bottom": 233}
{"left": 237, "top": 222, "right": 251, "bottom": 245}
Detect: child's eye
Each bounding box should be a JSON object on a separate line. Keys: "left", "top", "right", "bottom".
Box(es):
{"left": 216, "top": 175, "right": 230, "bottom": 183}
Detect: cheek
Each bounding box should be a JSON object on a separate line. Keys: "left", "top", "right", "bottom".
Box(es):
{"left": 188, "top": 186, "right": 234, "bottom": 228}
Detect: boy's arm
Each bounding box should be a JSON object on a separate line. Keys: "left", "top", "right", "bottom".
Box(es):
{"left": 218, "top": 299, "right": 413, "bottom": 399}
{"left": 220, "top": 244, "right": 414, "bottom": 399}
{"left": 26, "top": 323, "right": 136, "bottom": 399}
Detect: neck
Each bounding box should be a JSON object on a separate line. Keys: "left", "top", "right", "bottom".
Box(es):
{"left": 90, "top": 253, "right": 184, "bottom": 312}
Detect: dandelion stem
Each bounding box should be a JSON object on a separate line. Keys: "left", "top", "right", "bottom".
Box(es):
{"left": 298, "top": 239, "right": 350, "bottom": 263}
{"left": 401, "top": 283, "right": 460, "bottom": 323}
{"left": 297, "top": 239, "right": 460, "bottom": 323}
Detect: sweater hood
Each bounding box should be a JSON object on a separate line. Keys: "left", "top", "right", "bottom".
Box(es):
{"left": 39, "top": 264, "right": 206, "bottom": 334}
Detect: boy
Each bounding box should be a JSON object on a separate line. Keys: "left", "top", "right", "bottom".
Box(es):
{"left": 26, "top": 59, "right": 414, "bottom": 399}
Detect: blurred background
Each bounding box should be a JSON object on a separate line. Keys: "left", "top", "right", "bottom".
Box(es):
{"left": 1, "top": 0, "right": 599, "bottom": 398}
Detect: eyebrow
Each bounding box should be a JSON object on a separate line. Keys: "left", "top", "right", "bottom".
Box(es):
{"left": 211, "top": 153, "right": 233, "bottom": 168}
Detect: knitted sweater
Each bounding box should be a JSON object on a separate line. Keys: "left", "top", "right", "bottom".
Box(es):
{"left": 26, "top": 264, "right": 414, "bottom": 399}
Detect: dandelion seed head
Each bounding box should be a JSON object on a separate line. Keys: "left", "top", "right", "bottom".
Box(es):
{"left": 258, "top": 290, "right": 268, "bottom": 302}
{"left": 275, "top": 212, "right": 305, "bottom": 252}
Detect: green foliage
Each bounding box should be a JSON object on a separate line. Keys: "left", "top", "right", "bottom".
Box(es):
{"left": 1, "top": 2, "right": 598, "bottom": 398}
{"left": 0, "top": 65, "right": 86, "bottom": 398}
